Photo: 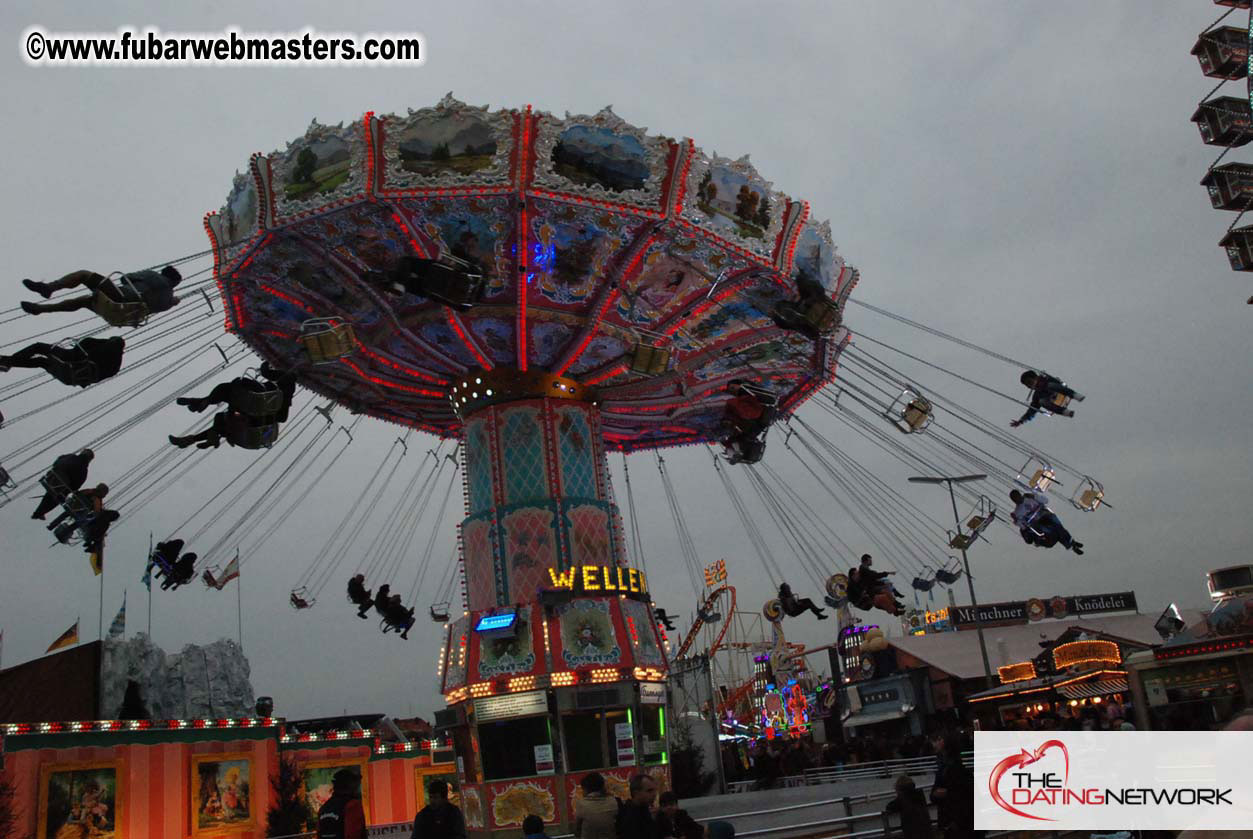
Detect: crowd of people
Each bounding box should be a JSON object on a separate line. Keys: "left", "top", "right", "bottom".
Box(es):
{"left": 315, "top": 774, "right": 736, "bottom": 839}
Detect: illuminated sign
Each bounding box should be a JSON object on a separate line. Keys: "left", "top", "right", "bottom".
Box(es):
{"left": 547, "top": 565, "right": 649, "bottom": 596}
{"left": 473, "top": 690, "right": 548, "bottom": 722}
{"left": 1053, "top": 640, "right": 1121, "bottom": 670}
{"left": 998, "top": 661, "right": 1038, "bottom": 684}
{"left": 951, "top": 592, "right": 1138, "bottom": 630}
{"left": 475, "top": 612, "right": 518, "bottom": 632}
{"left": 704, "top": 559, "right": 728, "bottom": 587}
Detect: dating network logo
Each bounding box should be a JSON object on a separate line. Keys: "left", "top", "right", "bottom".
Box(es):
{"left": 987, "top": 738, "right": 1234, "bottom": 821}
{"left": 989, "top": 740, "right": 1077, "bottom": 820}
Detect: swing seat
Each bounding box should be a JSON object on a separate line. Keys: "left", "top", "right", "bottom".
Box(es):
{"left": 94, "top": 274, "right": 150, "bottom": 328}
{"left": 300, "top": 319, "right": 356, "bottom": 365}
{"left": 290, "top": 588, "right": 314, "bottom": 610}
{"left": 901, "top": 398, "right": 933, "bottom": 432}
{"left": 872, "top": 591, "right": 901, "bottom": 615}
{"left": 776, "top": 297, "right": 840, "bottom": 335}
{"left": 1027, "top": 468, "right": 1055, "bottom": 491}
{"left": 935, "top": 567, "right": 963, "bottom": 585}
{"left": 0, "top": 465, "right": 13, "bottom": 498}
{"left": 46, "top": 341, "right": 98, "bottom": 387}
{"left": 149, "top": 552, "right": 175, "bottom": 577}
{"left": 236, "top": 383, "right": 284, "bottom": 417}
{"left": 41, "top": 473, "right": 92, "bottom": 518}
{"left": 1046, "top": 391, "right": 1072, "bottom": 411}
{"left": 1070, "top": 477, "right": 1107, "bottom": 512}
{"left": 430, "top": 602, "right": 450, "bottom": 622}
{"left": 885, "top": 389, "right": 932, "bottom": 434}
{"left": 948, "top": 532, "right": 974, "bottom": 551}
{"left": 912, "top": 576, "right": 935, "bottom": 592}
{"left": 762, "top": 598, "right": 783, "bottom": 622}
{"left": 94, "top": 291, "right": 148, "bottom": 328}
{"left": 628, "top": 343, "right": 671, "bottom": 376}
{"left": 410, "top": 258, "right": 485, "bottom": 309}
{"left": 227, "top": 423, "right": 278, "bottom": 450}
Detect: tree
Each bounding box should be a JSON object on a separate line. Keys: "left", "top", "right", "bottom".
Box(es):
{"left": 668, "top": 716, "right": 716, "bottom": 799}
{"left": 0, "top": 773, "right": 22, "bottom": 839}
{"left": 292, "top": 148, "right": 317, "bottom": 184}
{"left": 735, "top": 185, "right": 759, "bottom": 221}
{"left": 265, "top": 755, "right": 311, "bottom": 837}
{"left": 431, "top": 143, "right": 451, "bottom": 161}
{"left": 753, "top": 194, "right": 771, "bottom": 230}
{"left": 698, "top": 170, "right": 714, "bottom": 204}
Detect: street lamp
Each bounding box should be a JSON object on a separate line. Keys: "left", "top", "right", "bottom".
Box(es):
{"left": 908, "top": 473, "right": 994, "bottom": 688}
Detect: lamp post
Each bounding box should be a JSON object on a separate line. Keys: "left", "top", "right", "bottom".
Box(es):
{"left": 908, "top": 474, "right": 994, "bottom": 688}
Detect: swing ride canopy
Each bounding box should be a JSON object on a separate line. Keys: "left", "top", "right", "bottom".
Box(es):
{"left": 205, "top": 95, "right": 858, "bottom": 449}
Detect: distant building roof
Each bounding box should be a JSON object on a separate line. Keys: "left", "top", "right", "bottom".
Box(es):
{"left": 0, "top": 642, "right": 100, "bottom": 724}
{"left": 889, "top": 611, "right": 1207, "bottom": 681}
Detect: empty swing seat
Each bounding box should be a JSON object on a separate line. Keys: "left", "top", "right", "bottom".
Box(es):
{"left": 1028, "top": 468, "right": 1056, "bottom": 491}
{"left": 912, "top": 576, "right": 935, "bottom": 592}
{"left": 430, "top": 603, "right": 450, "bottom": 622}
{"left": 935, "top": 567, "right": 963, "bottom": 585}
{"left": 300, "top": 319, "right": 356, "bottom": 364}
{"left": 1071, "top": 477, "right": 1107, "bottom": 512}
{"left": 901, "top": 398, "right": 933, "bottom": 432}
{"left": 629, "top": 343, "right": 672, "bottom": 375}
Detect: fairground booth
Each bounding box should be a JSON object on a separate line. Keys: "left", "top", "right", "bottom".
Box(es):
{"left": 872, "top": 591, "right": 1203, "bottom": 730}
{"left": 0, "top": 638, "right": 455, "bottom": 837}
{"left": 0, "top": 716, "right": 456, "bottom": 837}
{"left": 1125, "top": 565, "right": 1253, "bottom": 730}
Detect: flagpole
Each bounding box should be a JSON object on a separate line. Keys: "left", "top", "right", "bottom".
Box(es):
{"left": 236, "top": 551, "right": 243, "bottom": 651}
{"left": 147, "top": 532, "right": 153, "bottom": 639}
{"left": 98, "top": 564, "right": 105, "bottom": 642}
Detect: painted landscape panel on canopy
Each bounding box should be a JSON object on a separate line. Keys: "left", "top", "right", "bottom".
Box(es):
{"left": 531, "top": 107, "right": 672, "bottom": 210}
{"left": 270, "top": 120, "right": 367, "bottom": 219}
{"left": 384, "top": 98, "right": 512, "bottom": 189}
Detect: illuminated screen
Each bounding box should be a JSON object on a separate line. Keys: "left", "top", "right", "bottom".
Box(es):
{"left": 475, "top": 612, "right": 518, "bottom": 632}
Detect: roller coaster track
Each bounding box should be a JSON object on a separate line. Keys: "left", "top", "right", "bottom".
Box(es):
{"left": 673, "top": 584, "right": 736, "bottom": 661}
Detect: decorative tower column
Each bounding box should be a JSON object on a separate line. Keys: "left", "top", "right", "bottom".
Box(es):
{"left": 438, "top": 370, "right": 669, "bottom": 835}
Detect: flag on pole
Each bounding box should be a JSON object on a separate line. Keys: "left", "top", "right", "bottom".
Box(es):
{"left": 107, "top": 593, "right": 126, "bottom": 640}
{"left": 203, "top": 552, "right": 241, "bottom": 591}
{"left": 46, "top": 620, "right": 79, "bottom": 653}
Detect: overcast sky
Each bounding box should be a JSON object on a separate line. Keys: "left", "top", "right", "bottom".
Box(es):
{"left": 1, "top": 1, "right": 1250, "bottom": 721}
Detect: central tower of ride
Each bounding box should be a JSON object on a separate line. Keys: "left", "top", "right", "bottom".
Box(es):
{"left": 209, "top": 95, "right": 857, "bottom": 834}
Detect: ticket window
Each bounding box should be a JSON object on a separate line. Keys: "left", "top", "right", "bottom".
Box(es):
{"left": 478, "top": 715, "right": 552, "bottom": 781}
{"left": 562, "top": 709, "right": 630, "bottom": 771}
